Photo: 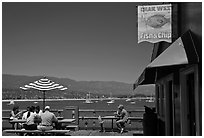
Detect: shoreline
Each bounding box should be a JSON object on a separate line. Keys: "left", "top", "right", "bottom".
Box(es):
{"left": 2, "top": 98, "right": 120, "bottom": 102}
{"left": 2, "top": 97, "right": 148, "bottom": 102}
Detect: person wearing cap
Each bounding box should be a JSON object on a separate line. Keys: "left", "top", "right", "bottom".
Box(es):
{"left": 114, "top": 104, "right": 128, "bottom": 133}
{"left": 37, "top": 106, "right": 58, "bottom": 131}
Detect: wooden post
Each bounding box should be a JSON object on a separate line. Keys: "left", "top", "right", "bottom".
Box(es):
{"left": 43, "top": 91, "right": 45, "bottom": 112}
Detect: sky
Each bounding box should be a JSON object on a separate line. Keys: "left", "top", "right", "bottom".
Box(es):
{"left": 2, "top": 2, "right": 154, "bottom": 84}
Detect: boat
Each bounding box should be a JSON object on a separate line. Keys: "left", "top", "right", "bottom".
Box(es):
{"left": 84, "top": 99, "right": 94, "bottom": 104}
{"left": 125, "top": 98, "right": 132, "bottom": 102}
{"left": 100, "top": 95, "right": 105, "bottom": 101}
{"left": 130, "top": 101, "right": 136, "bottom": 104}
{"left": 84, "top": 92, "right": 93, "bottom": 104}
{"left": 107, "top": 93, "right": 115, "bottom": 104}
{"left": 107, "top": 99, "right": 115, "bottom": 104}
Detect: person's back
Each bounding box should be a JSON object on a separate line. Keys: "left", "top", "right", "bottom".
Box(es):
{"left": 23, "top": 112, "right": 38, "bottom": 130}
{"left": 22, "top": 106, "right": 31, "bottom": 120}
{"left": 40, "top": 110, "right": 57, "bottom": 126}
{"left": 120, "top": 108, "right": 128, "bottom": 122}
{"left": 37, "top": 106, "right": 58, "bottom": 131}
{"left": 23, "top": 106, "right": 38, "bottom": 130}
{"left": 26, "top": 112, "right": 36, "bottom": 125}
{"left": 35, "top": 106, "right": 43, "bottom": 116}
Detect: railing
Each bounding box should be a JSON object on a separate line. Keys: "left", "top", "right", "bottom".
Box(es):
{"left": 2, "top": 108, "right": 144, "bottom": 131}
{"left": 78, "top": 109, "right": 144, "bottom": 130}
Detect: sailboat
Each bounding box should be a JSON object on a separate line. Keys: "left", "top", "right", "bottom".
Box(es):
{"left": 107, "top": 93, "right": 115, "bottom": 104}
{"left": 107, "top": 99, "right": 115, "bottom": 104}
{"left": 126, "top": 97, "right": 135, "bottom": 104}
{"left": 34, "top": 101, "right": 38, "bottom": 104}
{"left": 100, "top": 95, "right": 105, "bottom": 101}
{"left": 125, "top": 98, "right": 132, "bottom": 102}
{"left": 126, "top": 92, "right": 135, "bottom": 102}
{"left": 84, "top": 92, "right": 93, "bottom": 104}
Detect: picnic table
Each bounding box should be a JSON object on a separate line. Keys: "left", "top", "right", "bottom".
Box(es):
{"left": 3, "top": 129, "right": 71, "bottom": 136}
{"left": 9, "top": 118, "right": 75, "bottom": 124}
{"left": 6, "top": 118, "right": 76, "bottom": 136}
{"left": 9, "top": 118, "right": 76, "bottom": 129}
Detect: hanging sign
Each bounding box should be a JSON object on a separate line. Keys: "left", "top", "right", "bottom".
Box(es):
{"left": 138, "top": 4, "right": 172, "bottom": 44}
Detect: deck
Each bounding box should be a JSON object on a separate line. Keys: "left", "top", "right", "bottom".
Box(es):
{"left": 71, "top": 130, "right": 143, "bottom": 136}
{"left": 2, "top": 130, "right": 143, "bottom": 136}
{"left": 2, "top": 107, "right": 144, "bottom": 136}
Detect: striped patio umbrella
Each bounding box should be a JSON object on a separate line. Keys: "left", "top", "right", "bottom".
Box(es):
{"left": 20, "top": 77, "right": 67, "bottom": 110}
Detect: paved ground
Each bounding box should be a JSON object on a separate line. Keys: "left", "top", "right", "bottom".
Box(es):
{"left": 71, "top": 130, "right": 142, "bottom": 136}
{"left": 2, "top": 130, "right": 143, "bottom": 136}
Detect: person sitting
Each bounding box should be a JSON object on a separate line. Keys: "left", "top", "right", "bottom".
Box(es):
{"left": 23, "top": 106, "right": 39, "bottom": 130}
{"left": 35, "top": 106, "right": 43, "bottom": 116}
{"left": 37, "top": 106, "right": 58, "bottom": 131}
{"left": 34, "top": 106, "right": 43, "bottom": 125}
{"left": 22, "top": 106, "right": 31, "bottom": 120}
{"left": 115, "top": 104, "right": 128, "bottom": 133}
{"left": 10, "top": 105, "right": 21, "bottom": 119}
{"left": 21, "top": 106, "right": 31, "bottom": 129}
{"left": 10, "top": 105, "right": 23, "bottom": 129}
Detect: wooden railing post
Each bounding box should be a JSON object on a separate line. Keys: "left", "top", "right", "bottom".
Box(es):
{"left": 58, "top": 110, "right": 62, "bottom": 117}
{"left": 72, "top": 110, "right": 75, "bottom": 119}
{"left": 93, "top": 111, "right": 96, "bottom": 130}
{"left": 63, "top": 106, "right": 79, "bottom": 130}
{"left": 129, "top": 120, "right": 132, "bottom": 127}
{"left": 93, "top": 121, "right": 96, "bottom": 130}
{"left": 85, "top": 121, "right": 88, "bottom": 130}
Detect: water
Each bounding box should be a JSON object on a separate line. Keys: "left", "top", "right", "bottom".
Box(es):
{"left": 2, "top": 99, "right": 155, "bottom": 111}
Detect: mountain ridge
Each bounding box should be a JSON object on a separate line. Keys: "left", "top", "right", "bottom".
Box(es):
{"left": 2, "top": 74, "right": 155, "bottom": 99}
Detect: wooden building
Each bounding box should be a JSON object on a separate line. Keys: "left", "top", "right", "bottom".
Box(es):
{"left": 134, "top": 2, "right": 202, "bottom": 136}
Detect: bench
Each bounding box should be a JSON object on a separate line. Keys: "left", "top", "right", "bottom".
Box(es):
{"left": 66, "top": 125, "right": 79, "bottom": 131}
{"left": 3, "top": 129, "right": 71, "bottom": 136}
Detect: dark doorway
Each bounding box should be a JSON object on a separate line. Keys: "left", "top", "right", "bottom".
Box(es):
{"left": 186, "top": 73, "right": 196, "bottom": 135}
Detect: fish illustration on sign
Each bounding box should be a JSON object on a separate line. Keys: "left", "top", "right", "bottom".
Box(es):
{"left": 145, "top": 14, "right": 170, "bottom": 28}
